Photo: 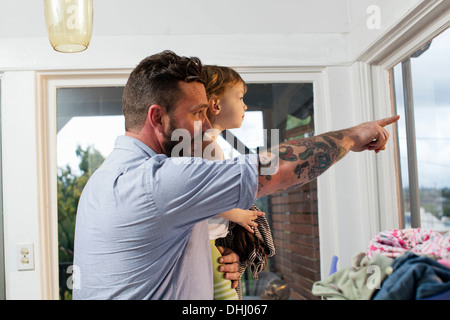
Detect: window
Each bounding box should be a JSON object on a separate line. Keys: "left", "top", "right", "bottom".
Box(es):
{"left": 49, "top": 70, "right": 322, "bottom": 300}
{"left": 56, "top": 87, "right": 125, "bottom": 299}
{"left": 392, "top": 27, "right": 450, "bottom": 232}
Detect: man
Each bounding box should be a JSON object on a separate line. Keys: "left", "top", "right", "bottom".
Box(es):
{"left": 73, "top": 50, "right": 399, "bottom": 299}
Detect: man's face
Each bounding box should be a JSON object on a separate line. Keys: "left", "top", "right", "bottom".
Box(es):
{"left": 161, "top": 81, "right": 211, "bottom": 157}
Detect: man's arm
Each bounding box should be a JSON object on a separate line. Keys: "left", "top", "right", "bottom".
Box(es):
{"left": 257, "top": 115, "right": 400, "bottom": 198}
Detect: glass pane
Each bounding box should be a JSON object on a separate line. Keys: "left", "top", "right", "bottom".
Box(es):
{"left": 56, "top": 87, "right": 125, "bottom": 299}
{"left": 393, "top": 28, "right": 450, "bottom": 232}
{"left": 57, "top": 83, "right": 316, "bottom": 300}
{"left": 225, "top": 83, "right": 317, "bottom": 300}
{"left": 217, "top": 111, "right": 265, "bottom": 158}
{"left": 410, "top": 28, "right": 450, "bottom": 232}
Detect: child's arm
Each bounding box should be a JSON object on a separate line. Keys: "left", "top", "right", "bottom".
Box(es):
{"left": 219, "top": 209, "right": 265, "bottom": 233}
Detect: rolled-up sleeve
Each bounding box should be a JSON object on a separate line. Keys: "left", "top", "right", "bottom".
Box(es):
{"left": 147, "top": 154, "right": 259, "bottom": 230}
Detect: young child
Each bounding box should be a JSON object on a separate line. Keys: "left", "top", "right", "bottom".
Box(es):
{"left": 203, "top": 65, "right": 274, "bottom": 300}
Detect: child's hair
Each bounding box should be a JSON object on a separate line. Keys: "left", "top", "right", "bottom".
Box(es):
{"left": 203, "top": 65, "right": 247, "bottom": 100}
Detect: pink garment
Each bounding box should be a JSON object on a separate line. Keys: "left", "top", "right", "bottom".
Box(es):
{"left": 438, "top": 259, "right": 450, "bottom": 269}
{"left": 367, "top": 228, "right": 450, "bottom": 260}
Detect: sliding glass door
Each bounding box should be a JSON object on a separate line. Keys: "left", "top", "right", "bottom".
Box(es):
{"left": 57, "top": 86, "right": 125, "bottom": 299}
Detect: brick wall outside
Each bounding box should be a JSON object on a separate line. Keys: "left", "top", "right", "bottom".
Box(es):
{"left": 270, "top": 180, "right": 320, "bottom": 300}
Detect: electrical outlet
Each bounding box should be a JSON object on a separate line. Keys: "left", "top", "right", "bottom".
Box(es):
{"left": 17, "top": 243, "right": 34, "bottom": 271}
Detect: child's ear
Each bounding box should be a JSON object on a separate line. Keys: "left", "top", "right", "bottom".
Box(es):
{"left": 209, "top": 96, "right": 221, "bottom": 115}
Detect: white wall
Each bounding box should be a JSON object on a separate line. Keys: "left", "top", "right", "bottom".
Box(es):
{"left": 1, "top": 72, "right": 42, "bottom": 299}
{"left": 0, "top": 0, "right": 434, "bottom": 298}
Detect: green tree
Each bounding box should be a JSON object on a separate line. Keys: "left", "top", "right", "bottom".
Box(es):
{"left": 57, "top": 145, "right": 105, "bottom": 263}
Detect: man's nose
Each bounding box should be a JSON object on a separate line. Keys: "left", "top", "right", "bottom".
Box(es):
{"left": 243, "top": 103, "right": 248, "bottom": 111}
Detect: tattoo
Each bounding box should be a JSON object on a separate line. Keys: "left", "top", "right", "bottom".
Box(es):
{"left": 313, "top": 141, "right": 329, "bottom": 152}
{"left": 298, "top": 148, "right": 314, "bottom": 160}
{"left": 288, "top": 132, "right": 350, "bottom": 182}
{"left": 317, "top": 153, "right": 332, "bottom": 170}
{"left": 294, "top": 161, "right": 309, "bottom": 179}
{"left": 258, "top": 181, "right": 264, "bottom": 190}
{"left": 286, "top": 139, "right": 314, "bottom": 148}
{"left": 321, "top": 135, "right": 337, "bottom": 149}
{"left": 307, "top": 146, "right": 346, "bottom": 181}
{"left": 329, "top": 132, "right": 344, "bottom": 140}
{"left": 279, "top": 146, "right": 298, "bottom": 161}
{"left": 258, "top": 130, "right": 350, "bottom": 195}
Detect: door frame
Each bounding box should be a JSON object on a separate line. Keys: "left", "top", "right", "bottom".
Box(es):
{"left": 36, "top": 70, "right": 131, "bottom": 299}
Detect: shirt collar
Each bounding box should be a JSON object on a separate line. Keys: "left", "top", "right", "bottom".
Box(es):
{"left": 114, "top": 135, "right": 158, "bottom": 158}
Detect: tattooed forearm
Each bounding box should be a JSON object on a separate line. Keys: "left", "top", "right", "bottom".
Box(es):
{"left": 292, "top": 133, "right": 349, "bottom": 183}
{"left": 257, "top": 130, "right": 352, "bottom": 197}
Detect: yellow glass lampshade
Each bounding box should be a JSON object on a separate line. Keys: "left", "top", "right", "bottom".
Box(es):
{"left": 44, "top": 0, "right": 93, "bottom": 53}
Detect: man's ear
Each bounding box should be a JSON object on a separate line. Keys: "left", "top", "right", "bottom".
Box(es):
{"left": 147, "top": 104, "right": 166, "bottom": 133}
{"left": 208, "top": 96, "right": 221, "bottom": 115}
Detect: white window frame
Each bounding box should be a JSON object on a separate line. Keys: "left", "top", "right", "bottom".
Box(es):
{"left": 36, "top": 70, "right": 131, "bottom": 299}
{"left": 36, "top": 67, "right": 329, "bottom": 298}
{"left": 357, "top": 0, "right": 450, "bottom": 230}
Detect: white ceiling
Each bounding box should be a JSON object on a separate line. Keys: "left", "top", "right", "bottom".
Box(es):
{"left": 0, "top": 0, "right": 374, "bottom": 38}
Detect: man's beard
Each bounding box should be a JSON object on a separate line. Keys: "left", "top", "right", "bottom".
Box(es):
{"left": 162, "top": 124, "right": 181, "bottom": 157}
{"left": 162, "top": 118, "right": 200, "bottom": 158}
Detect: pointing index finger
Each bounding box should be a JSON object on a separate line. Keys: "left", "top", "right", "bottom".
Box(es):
{"left": 376, "top": 115, "right": 400, "bottom": 127}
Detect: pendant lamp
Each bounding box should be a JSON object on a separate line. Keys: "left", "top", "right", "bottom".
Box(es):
{"left": 44, "top": 0, "right": 93, "bottom": 53}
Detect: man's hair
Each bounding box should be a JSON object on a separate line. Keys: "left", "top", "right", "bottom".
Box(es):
{"left": 203, "top": 65, "right": 247, "bottom": 101}
{"left": 122, "top": 50, "right": 205, "bottom": 132}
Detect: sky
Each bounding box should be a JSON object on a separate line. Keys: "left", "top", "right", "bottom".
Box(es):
{"left": 394, "top": 27, "right": 450, "bottom": 189}
{"left": 57, "top": 112, "right": 265, "bottom": 175}
{"left": 57, "top": 115, "right": 125, "bottom": 175}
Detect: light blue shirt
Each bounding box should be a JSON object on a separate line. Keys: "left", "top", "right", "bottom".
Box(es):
{"left": 72, "top": 136, "right": 258, "bottom": 300}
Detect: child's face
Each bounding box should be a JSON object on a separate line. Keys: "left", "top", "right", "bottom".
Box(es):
{"left": 216, "top": 82, "right": 247, "bottom": 130}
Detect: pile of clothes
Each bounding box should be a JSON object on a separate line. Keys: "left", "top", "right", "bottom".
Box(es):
{"left": 312, "top": 228, "right": 450, "bottom": 300}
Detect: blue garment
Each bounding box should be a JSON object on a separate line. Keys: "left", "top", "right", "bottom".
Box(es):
{"left": 73, "top": 136, "right": 258, "bottom": 300}
{"left": 373, "top": 252, "right": 450, "bottom": 300}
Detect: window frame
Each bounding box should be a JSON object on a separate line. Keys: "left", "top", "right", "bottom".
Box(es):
{"left": 236, "top": 67, "right": 340, "bottom": 277}
{"left": 36, "top": 67, "right": 331, "bottom": 297}
{"left": 36, "top": 70, "right": 131, "bottom": 299}
{"left": 358, "top": 0, "right": 450, "bottom": 230}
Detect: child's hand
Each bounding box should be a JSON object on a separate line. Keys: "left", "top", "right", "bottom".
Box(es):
{"left": 237, "top": 209, "right": 265, "bottom": 233}
{"left": 220, "top": 209, "right": 265, "bottom": 233}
